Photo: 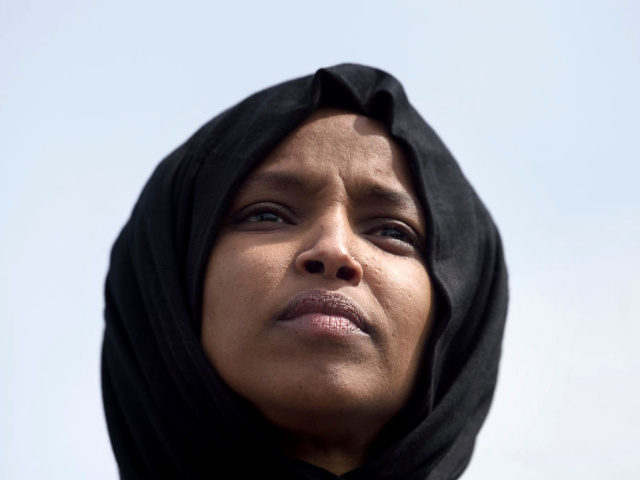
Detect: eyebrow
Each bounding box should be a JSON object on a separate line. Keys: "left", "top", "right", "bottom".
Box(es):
{"left": 239, "top": 169, "right": 421, "bottom": 218}
{"left": 357, "top": 184, "right": 419, "bottom": 213}
{"left": 239, "top": 170, "right": 311, "bottom": 193}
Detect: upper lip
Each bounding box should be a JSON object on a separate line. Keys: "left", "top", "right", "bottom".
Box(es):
{"left": 278, "top": 289, "right": 370, "bottom": 333}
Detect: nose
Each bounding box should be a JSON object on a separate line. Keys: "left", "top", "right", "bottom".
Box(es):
{"left": 294, "top": 210, "right": 363, "bottom": 286}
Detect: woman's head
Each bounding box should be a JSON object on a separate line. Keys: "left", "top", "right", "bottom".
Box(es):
{"left": 201, "top": 109, "right": 435, "bottom": 471}
{"left": 102, "top": 64, "right": 508, "bottom": 479}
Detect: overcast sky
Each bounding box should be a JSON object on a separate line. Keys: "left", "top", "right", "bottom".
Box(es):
{"left": 2, "top": 1, "right": 639, "bottom": 478}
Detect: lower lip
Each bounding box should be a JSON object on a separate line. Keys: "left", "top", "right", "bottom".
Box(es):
{"left": 279, "top": 313, "right": 366, "bottom": 336}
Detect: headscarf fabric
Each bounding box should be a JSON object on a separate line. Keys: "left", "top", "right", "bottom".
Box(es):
{"left": 102, "top": 63, "right": 508, "bottom": 479}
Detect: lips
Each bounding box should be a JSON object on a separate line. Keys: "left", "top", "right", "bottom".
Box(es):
{"left": 278, "top": 290, "right": 369, "bottom": 334}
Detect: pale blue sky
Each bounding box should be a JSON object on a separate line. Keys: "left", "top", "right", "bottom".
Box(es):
{"left": 2, "top": 1, "right": 639, "bottom": 478}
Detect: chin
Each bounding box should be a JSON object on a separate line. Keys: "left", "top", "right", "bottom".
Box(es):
{"left": 243, "top": 366, "right": 398, "bottom": 435}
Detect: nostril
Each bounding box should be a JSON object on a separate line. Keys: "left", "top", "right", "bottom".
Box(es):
{"left": 305, "top": 260, "right": 324, "bottom": 274}
{"left": 336, "top": 266, "right": 355, "bottom": 281}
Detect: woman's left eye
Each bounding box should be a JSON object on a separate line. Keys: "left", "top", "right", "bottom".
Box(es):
{"left": 370, "top": 224, "right": 415, "bottom": 246}
{"left": 375, "top": 227, "right": 408, "bottom": 241}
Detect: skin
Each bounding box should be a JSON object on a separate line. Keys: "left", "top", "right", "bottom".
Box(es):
{"left": 201, "top": 108, "right": 434, "bottom": 474}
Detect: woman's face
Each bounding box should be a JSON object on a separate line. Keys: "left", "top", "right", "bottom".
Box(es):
{"left": 202, "top": 109, "right": 434, "bottom": 449}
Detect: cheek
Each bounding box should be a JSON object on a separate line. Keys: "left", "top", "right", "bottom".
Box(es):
{"left": 201, "top": 240, "right": 291, "bottom": 358}
{"left": 367, "top": 257, "right": 433, "bottom": 374}
{"left": 206, "top": 242, "right": 289, "bottom": 308}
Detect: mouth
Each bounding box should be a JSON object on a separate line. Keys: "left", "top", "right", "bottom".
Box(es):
{"left": 278, "top": 289, "right": 370, "bottom": 335}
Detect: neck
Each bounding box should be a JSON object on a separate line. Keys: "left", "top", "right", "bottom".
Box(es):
{"left": 280, "top": 430, "right": 371, "bottom": 475}
{"left": 257, "top": 397, "right": 391, "bottom": 474}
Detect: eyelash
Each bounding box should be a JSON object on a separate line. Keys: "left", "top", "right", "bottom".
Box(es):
{"left": 368, "top": 223, "right": 416, "bottom": 246}
{"left": 234, "top": 203, "right": 420, "bottom": 250}
{"left": 238, "top": 203, "right": 293, "bottom": 225}
{"left": 246, "top": 211, "right": 285, "bottom": 223}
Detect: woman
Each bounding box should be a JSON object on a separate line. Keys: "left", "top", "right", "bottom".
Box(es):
{"left": 102, "top": 63, "right": 508, "bottom": 479}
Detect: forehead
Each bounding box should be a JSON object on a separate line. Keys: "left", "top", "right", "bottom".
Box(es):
{"left": 254, "top": 108, "right": 415, "bottom": 192}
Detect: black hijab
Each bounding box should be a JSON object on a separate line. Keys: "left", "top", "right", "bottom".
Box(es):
{"left": 102, "top": 63, "right": 508, "bottom": 479}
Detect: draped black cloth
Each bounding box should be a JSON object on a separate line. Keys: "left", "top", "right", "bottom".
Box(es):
{"left": 102, "top": 63, "right": 508, "bottom": 479}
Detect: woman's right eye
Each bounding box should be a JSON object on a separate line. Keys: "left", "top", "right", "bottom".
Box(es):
{"left": 231, "top": 202, "right": 293, "bottom": 228}
{"left": 246, "top": 210, "right": 284, "bottom": 223}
